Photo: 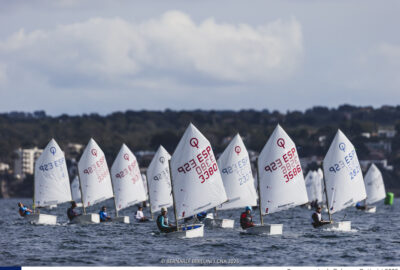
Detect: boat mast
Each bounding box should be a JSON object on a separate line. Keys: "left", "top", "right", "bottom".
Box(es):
{"left": 32, "top": 170, "right": 36, "bottom": 214}
{"left": 256, "top": 158, "right": 264, "bottom": 226}
{"left": 110, "top": 175, "right": 119, "bottom": 217}
{"left": 77, "top": 171, "right": 86, "bottom": 215}
{"left": 145, "top": 170, "right": 153, "bottom": 220}
{"left": 321, "top": 167, "right": 332, "bottom": 222}
{"left": 168, "top": 160, "right": 179, "bottom": 231}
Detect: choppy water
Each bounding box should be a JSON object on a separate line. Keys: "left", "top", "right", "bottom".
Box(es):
{"left": 1, "top": 198, "right": 399, "bottom": 266}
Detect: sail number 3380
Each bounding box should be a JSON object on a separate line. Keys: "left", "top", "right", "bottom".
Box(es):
{"left": 177, "top": 146, "right": 218, "bottom": 183}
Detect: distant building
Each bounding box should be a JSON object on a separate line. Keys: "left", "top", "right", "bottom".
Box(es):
{"left": 377, "top": 128, "right": 396, "bottom": 138}
{"left": 361, "top": 132, "right": 371, "bottom": 138}
{"left": 0, "top": 162, "right": 10, "bottom": 172}
{"left": 65, "top": 143, "right": 84, "bottom": 159}
{"left": 14, "top": 147, "right": 43, "bottom": 179}
{"left": 300, "top": 156, "right": 323, "bottom": 169}
{"left": 359, "top": 159, "right": 393, "bottom": 171}
{"left": 365, "top": 141, "right": 392, "bottom": 154}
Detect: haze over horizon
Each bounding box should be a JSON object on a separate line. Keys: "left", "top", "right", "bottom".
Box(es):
{"left": 0, "top": 1, "right": 399, "bottom": 116}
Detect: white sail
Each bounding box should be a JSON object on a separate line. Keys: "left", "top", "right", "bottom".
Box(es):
{"left": 364, "top": 163, "right": 386, "bottom": 205}
{"left": 34, "top": 139, "right": 72, "bottom": 207}
{"left": 257, "top": 124, "right": 308, "bottom": 214}
{"left": 141, "top": 173, "right": 149, "bottom": 200}
{"left": 323, "top": 129, "right": 366, "bottom": 214}
{"left": 317, "top": 168, "right": 326, "bottom": 203}
{"left": 147, "top": 145, "right": 173, "bottom": 213}
{"left": 78, "top": 138, "right": 114, "bottom": 208}
{"left": 313, "top": 171, "right": 323, "bottom": 203}
{"left": 304, "top": 171, "right": 317, "bottom": 202}
{"left": 306, "top": 170, "right": 323, "bottom": 203}
{"left": 217, "top": 134, "right": 257, "bottom": 210}
{"left": 71, "top": 176, "right": 81, "bottom": 202}
{"left": 170, "top": 123, "right": 228, "bottom": 220}
{"left": 111, "top": 144, "right": 147, "bottom": 211}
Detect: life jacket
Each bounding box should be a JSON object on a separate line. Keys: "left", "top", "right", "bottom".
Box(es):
{"left": 240, "top": 212, "right": 252, "bottom": 229}
{"left": 156, "top": 214, "right": 168, "bottom": 230}
{"left": 67, "top": 207, "right": 76, "bottom": 220}
{"left": 19, "top": 206, "right": 29, "bottom": 217}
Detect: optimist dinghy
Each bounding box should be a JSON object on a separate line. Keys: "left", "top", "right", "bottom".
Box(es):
{"left": 246, "top": 124, "right": 308, "bottom": 235}
{"left": 28, "top": 139, "right": 72, "bottom": 225}
{"left": 322, "top": 130, "right": 367, "bottom": 231}
{"left": 70, "top": 176, "right": 83, "bottom": 207}
{"left": 361, "top": 163, "right": 386, "bottom": 213}
{"left": 208, "top": 134, "right": 257, "bottom": 229}
{"left": 167, "top": 123, "right": 228, "bottom": 238}
{"left": 146, "top": 146, "right": 173, "bottom": 220}
{"left": 110, "top": 144, "right": 148, "bottom": 223}
{"left": 75, "top": 138, "right": 114, "bottom": 224}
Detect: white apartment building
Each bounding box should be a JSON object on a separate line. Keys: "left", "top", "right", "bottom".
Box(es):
{"left": 0, "top": 162, "right": 10, "bottom": 172}
{"left": 14, "top": 147, "right": 43, "bottom": 179}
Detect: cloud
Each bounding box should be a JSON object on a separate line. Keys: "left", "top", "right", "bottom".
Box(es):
{"left": 0, "top": 10, "right": 303, "bottom": 90}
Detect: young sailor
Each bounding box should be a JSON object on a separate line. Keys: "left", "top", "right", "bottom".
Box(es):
{"left": 135, "top": 206, "right": 149, "bottom": 222}
{"left": 18, "top": 202, "right": 32, "bottom": 217}
{"left": 240, "top": 206, "right": 255, "bottom": 229}
{"left": 311, "top": 206, "right": 331, "bottom": 228}
{"left": 99, "top": 206, "right": 112, "bottom": 222}
{"left": 156, "top": 207, "right": 177, "bottom": 233}
{"left": 355, "top": 202, "right": 367, "bottom": 210}
{"left": 67, "top": 201, "right": 81, "bottom": 221}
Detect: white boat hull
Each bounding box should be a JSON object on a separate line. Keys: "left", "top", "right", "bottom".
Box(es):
{"left": 324, "top": 221, "right": 351, "bottom": 231}
{"left": 113, "top": 216, "right": 130, "bottom": 224}
{"left": 25, "top": 213, "right": 57, "bottom": 225}
{"left": 204, "top": 218, "right": 235, "bottom": 228}
{"left": 365, "top": 206, "right": 376, "bottom": 213}
{"left": 166, "top": 224, "right": 204, "bottom": 238}
{"left": 71, "top": 213, "right": 100, "bottom": 224}
{"left": 245, "top": 224, "right": 283, "bottom": 235}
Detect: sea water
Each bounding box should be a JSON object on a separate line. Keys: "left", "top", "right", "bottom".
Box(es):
{"left": 1, "top": 198, "right": 399, "bottom": 266}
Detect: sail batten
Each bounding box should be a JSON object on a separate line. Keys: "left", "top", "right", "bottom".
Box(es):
{"left": 34, "top": 139, "right": 72, "bottom": 207}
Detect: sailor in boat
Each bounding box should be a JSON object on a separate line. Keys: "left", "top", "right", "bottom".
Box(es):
{"left": 240, "top": 206, "right": 255, "bottom": 229}
{"left": 311, "top": 206, "right": 331, "bottom": 228}
{"left": 99, "top": 206, "right": 112, "bottom": 222}
{"left": 67, "top": 201, "right": 81, "bottom": 221}
{"left": 184, "top": 211, "right": 207, "bottom": 223}
{"left": 18, "top": 202, "right": 32, "bottom": 217}
{"left": 156, "top": 207, "right": 177, "bottom": 233}
{"left": 355, "top": 202, "right": 367, "bottom": 210}
{"left": 135, "top": 206, "right": 149, "bottom": 222}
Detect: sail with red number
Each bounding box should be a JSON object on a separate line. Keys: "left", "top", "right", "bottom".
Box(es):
{"left": 217, "top": 134, "right": 257, "bottom": 210}
{"left": 170, "top": 123, "right": 227, "bottom": 219}
{"left": 323, "top": 129, "right": 366, "bottom": 213}
{"left": 78, "top": 138, "right": 113, "bottom": 207}
{"left": 111, "top": 144, "right": 147, "bottom": 212}
{"left": 257, "top": 124, "right": 308, "bottom": 214}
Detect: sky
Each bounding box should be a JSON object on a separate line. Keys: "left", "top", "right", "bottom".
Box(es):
{"left": 0, "top": 0, "right": 399, "bottom": 116}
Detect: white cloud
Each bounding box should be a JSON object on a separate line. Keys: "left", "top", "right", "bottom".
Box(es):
{"left": 0, "top": 10, "right": 303, "bottom": 89}
{"left": 377, "top": 43, "right": 400, "bottom": 66}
